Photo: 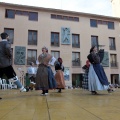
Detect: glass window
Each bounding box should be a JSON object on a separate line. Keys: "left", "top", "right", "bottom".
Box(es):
{"left": 27, "top": 49, "right": 37, "bottom": 65}
{"left": 29, "top": 12, "right": 38, "bottom": 21}
{"left": 16, "top": 10, "right": 23, "bottom": 15}
{"left": 108, "top": 22, "right": 114, "bottom": 29}
{"left": 74, "top": 17, "right": 79, "bottom": 22}
{"left": 90, "top": 19, "right": 97, "bottom": 27}
{"left": 5, "top": 9, "right": 15, "bottom": 18}
{"left": 110, "top": 54, "right": 117, "bottom": 67}
{"left": 28, "top": 30, "right": 37, "bottom": 45}
{"left": 51, "top": 32, "right": 59, "bottom": 46}
{"left": 63, "top": 16, "right": 68, "bottom": 20}
{"left": 72, "top": 52, "right": 80, "bottom": 66}
{"left": 51, "top": 14, "right": 56, "bottom": 18}
{"left": 57, "top": 15, "right": 62, "bottom": 19}
{"left": 109, "top": 37, "right": 116, "bottom": 50}
{"left": 4, "top": 28, "right": 14, "bottom": 44}
{"left": 51, "top": 51, "right": 60, "bottom": 60}
{"left": 91, "top": 36, "right": 98, "bottom": 48}
{"left": 69, "top": 17, "right": 74, "bottom": 21}
{"left": 72, "top": 34, "right": 80, "bottom": 48}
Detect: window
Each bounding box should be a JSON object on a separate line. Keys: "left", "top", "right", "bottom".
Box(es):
{"left": 27, "top": 49, "right": 37, "bottom": 65}
{"left": 16, "top": 10, "right": 23, "bottom": 15}
{"left": 29, "top": 12, "right": 38, "bottom": 21}
{"left": 51, "top": 14, "right": 79, "bottom": 22}
{"left": 74, "top": 17, "right": 79, "bottom": 22}
{"left": 51, "top": 51, "right": 60, "bottom": 60}
{"left": 72, "top": 74, "right": 81, "bottom": 87}
{"left": 57, "top": 15, "right": 62, "bottom": 19}
{"left": 109, "top": 37, "right": 116, "bottom": 50}
{"left": 5, "top": 9, "right": 15, "bottom": 18}
{"left": 51, "top": 32, "right": 59, "bottom": 46}
{"left": 90, "top": 19, "right": 97, "bottom": 27}
{"left": 72, "top": 52, "right": 80, "bottom": 66}
{"left": 51, "top": 14, "right": 56, "bottom": 18}
{"left": 108, "top": 22, "right": 114, "bottom": 29}
{"left": 4, "top": 28, "right": 14, "bottom": 44}
{"left": 110, "top": 54, "right": 117, "bottom": 67}
{"left": 69, "top": 16, "right": 74, "bottom": 21}
{"left": 72, "top": 34, "right": 80, "bottom": 48}
{"left": 91, "top": 36, "right": 98, "bottom": 48}
{"left": 63, "top": 16, "right": 68, "bottom": 20}
{"left": 111, "top": 74, "right": 119, "bottom": 84}
{"left": 28, "top": 30, "right": 37, "bottom": 45}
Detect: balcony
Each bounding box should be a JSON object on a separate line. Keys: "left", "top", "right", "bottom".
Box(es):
{"left": 110, "top": 62, "right": 118, "bottom": 68}
{"left": 109, "top": 46, "right": 116, "bottom": 50}
{"left": 72, "top": 44, "right": 80, "bottom": 48}
{"left": 72, "top": 60, "right": 81, "bottom": 67}
{"left": 51, "top": 42, "right": 59, "bottom": 47}
{"left": 28, "top": 41, "right": 37, "bottom": 45}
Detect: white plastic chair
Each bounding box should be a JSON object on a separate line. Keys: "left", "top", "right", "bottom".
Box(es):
{"left": 0, "top": 79, "right": 10, "bottom": 89}
{"left": 9, "top": 81, "right": 17, "bottom": 89}
{"left": 0, "top": 78, "right": 2, "bottom": 88}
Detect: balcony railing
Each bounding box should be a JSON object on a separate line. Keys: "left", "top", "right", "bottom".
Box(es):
{"left": 51, "top": 42, "right": 59, "bottom": 47}
{"left": 109, "top": 46, "right": 116, "bottom": 50}
{"left": 110, "top": 62, "right": 118, "bottom": 68}
{"left": 28, "top": 41, "right": 37, "bottom": 45}
{"left": 72, "top": 60, "right": 81, "bottom": 67}
{"left": 72, "top": 44, "right": 80, "bottom": 48}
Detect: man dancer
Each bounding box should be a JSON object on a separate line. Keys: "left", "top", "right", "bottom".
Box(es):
{"left": 0, "top": 32, "right": 26, "bottom": 99}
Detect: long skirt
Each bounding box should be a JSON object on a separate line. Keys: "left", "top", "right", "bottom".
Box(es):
{"left": 93, "top": 64, "right": 109, "bottom": 85}
{"left": 88, "top": 64, "right": 109, "bottom": 91}
{"left": 35, "top": 64, "right": 49, "bottom": 90}
{"left": 47, "top": 66, "right": 57, "bottom": 89}
{"left": 55, "top": 70, "right": 65, "bottom": 89}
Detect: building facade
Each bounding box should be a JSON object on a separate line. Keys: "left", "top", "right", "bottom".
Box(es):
{"left": 111, "top": 0, "right": 120, "bottom": 17}
{"left": 0, "top": 2, "right": 120, "bottom": 87}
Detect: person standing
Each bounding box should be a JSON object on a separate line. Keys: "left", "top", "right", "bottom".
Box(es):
{"left": 27, "top": 62, "right": 36, "bottom": 91}
{"left": 0, "top": 32, "right": 26, "bottom": 99}
{"left": 87, "top": 46, "right": 114, "bottom": 95}
{"left": 35, "top": 46, "right": 56, "bottom": 95}
{"left": 54, "top": 58, "right": 65, "bottom": 93}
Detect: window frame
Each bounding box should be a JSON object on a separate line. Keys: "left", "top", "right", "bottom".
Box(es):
{"left": 28, "top": 30, "right": 37, "bottom": 45}
{"left": 4, "top": 28, "right": 14, "bottom": 44}
{"left": 27, "top": 49, "right": 37, "bottom": 65}
{"left": 72, "top": 34, "right": 80, "bottom": 48}
{"left": 51, "top": 32, "right": 59, "bottom": 47}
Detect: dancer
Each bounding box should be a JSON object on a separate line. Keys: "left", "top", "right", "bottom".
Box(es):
{"left": 35, "top": 46, "right": 56, "bottom": 95}
{"left": 54, "top": 58, "right": 65, "bottom": 93}
{"left": 82, "top": 59, "right": 90, "bottom": 90}
{"left": 87, "top": 46, "right": 114, "bottom": 95}
{"left": 0, "top": 32, "right": 26, "bottom": 99}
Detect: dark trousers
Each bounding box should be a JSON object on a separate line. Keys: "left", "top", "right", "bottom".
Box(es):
{"left": 0, "top": 65, "right": 16, "bottom": 79}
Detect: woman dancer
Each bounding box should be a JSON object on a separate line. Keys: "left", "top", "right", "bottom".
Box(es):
{"left": 35, "top": 46, "right": 56, "bottom": 95}
{"left": 54, "top": 58, "right": 65, "bottom": 93}
{"left": 87, "top": 46, "right": 114, "bottom": 95}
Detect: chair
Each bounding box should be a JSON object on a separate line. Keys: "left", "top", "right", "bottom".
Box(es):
{"left": 9, "top": 81, "right": 17, "bottom": 89}
{"left": 0, "top": 78, "right": 2, "bottom": 88}
{"left": 0, "top": 79, "right": 10, "bottom": 89}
